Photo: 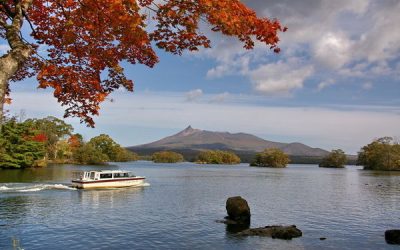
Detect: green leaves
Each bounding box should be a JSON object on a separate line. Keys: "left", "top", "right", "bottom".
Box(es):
{"left": 0, "top": 118, "right": 46, "bottom": 169}
{"left": 319, "top": 149, "right": 347, "bottom": 168}
{"left": 196, "top": 150, "right": 240, "bottom": 164}
{"left": 152, "top": 151, "right": 184, "bottom": 163}
{"left": 251, "top": 148, "right": 289, "bottom": 168}
{"left": 73, "top": 134, "right": 138, "bottom": 164}
{"left": 358, "top": 137, "right": 400, "bottom": 170}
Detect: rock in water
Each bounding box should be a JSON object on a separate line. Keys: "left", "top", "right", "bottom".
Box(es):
{"left": 385, "top": 230, "right": 400, "bottom": 244}
{"left": 226, "top": 196, "right": 251, "bottom": 224}
{"left": 238, "top": 225, "right": 302, "bottom": 240}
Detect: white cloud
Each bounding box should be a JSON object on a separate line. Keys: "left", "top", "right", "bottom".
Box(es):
{"left": 206, "top": 55, "right": 250, "bottom": 79}
{"left": 313, "top": 33, "right": 353, "bottom": 69}
{"left": 210, "top": 92, "right": 230, "bottom": 103}
{"left": 185, "top": 89, "right": 203, "bottom": 102}
{"left": 194, "top": 0, "right": 400, "bottom": 94}
{"left": 249, "top": 61, "right": 314, "bottom": 95}
{"left": 317, "top": 79, "right": 336, "bottom": 91}
{"left": 362, "top": 82, "right": 373, "bottom": 90}
{"left": 355, "top": 1, "right": 400, "bottom": 63}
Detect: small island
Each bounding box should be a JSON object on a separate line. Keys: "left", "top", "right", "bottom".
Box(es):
{"left": 250, "top": 148, "right": 289, "bottom": 168}
{"left": 319, "top": 149, "right": 347, "bottom": 168}
{"left": 151, "top": 151, "right": 184, "bottom": 163}
{"left": 195, "top": 150, "right": 241, "bottom": 164}
{"left": 358, "top": 137, "right": 400, "bottom": 171}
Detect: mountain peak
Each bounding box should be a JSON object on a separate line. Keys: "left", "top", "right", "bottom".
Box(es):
{"left": 177, "top": 125, "right": 200, "bottom": 136}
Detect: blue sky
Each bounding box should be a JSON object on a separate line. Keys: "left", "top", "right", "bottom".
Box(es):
{"left": 3, "top": 0, "right": 400, "bottom": 154}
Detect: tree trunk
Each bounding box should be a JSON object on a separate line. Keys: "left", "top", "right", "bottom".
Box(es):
{"left": 0, "top": 0, "right": 34, "bottom": 129}
{"left": 0, "top": 75, "right": 6, "bottom": 126}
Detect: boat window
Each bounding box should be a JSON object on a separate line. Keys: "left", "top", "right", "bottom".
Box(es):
{"left": 123, "top": 173, "right": 129, "bottom": 177}
{"left": 113, "top": 173, "right": 124, "bottom": 178}
{"left": 100, "top": 173, "right": 112, "bottom": 179}
{"left": 90, "top": 172, "right": 95, "bottom": 179}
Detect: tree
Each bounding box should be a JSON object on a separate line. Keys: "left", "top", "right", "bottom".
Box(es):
{"left": 87, "top": 134, "right": 136, "bottom": 162}
{"left": 0, "top": 0, "right": 285, "bottom": 127}
{"left": 68, "top": 133, "right": 83, "bottom": 150}
{"left": 196, "top": 150, "right": 240, "bottom": 164}
{"left": 152, "top": 151, "right": 184, "bottom": 163}
{"left": 357, "top": 137, "right": 400, "bottom": 171}
{"left": 319, "top": 149, "right": 347, "bottom": 168}
{"left": 115, "top": 147, "right": 139, "bottom": 162}
{"left": 73, "top": 143, "right": 109, "bottom": 165}
{"left": 251, "top": 148, "right": 289, "bottom": 168}
{"left": 0, "top": 118, "right": 46, "bottom": 168}
{"left": 26, "top": 116, "right": 73, "bottom": 160}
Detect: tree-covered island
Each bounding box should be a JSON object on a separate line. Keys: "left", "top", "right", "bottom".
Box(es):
{"left": 250, "top": 148, "right": 290, "bottom": 168}
{"left": 319, "top": 149, "right": 347, "bottom": 168}
{"left": 358, "top": 137, "right": 400, "bottom": 171}
{"left": 151, "top": 151, "right": 184, "bottom": 163}
{"left": 195, "top": 150, "right": 241, "bottom": 165}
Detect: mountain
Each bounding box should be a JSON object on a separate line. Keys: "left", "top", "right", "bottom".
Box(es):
{"left": 128, "top": 126, "right": 330, "bottom": 163}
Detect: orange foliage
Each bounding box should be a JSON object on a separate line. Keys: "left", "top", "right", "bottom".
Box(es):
{"left": 32, "top": 133, "right": 48, "bottom": 143}
{"left": 67, "top": 135, "right": 81, "bottom": 149}
{"left": 1, "top": 0, "right": 285, "bottom": 126}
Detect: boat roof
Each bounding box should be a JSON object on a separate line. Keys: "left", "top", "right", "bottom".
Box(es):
{"left": 73, "top": 170, "right": 131, "bottom": 173}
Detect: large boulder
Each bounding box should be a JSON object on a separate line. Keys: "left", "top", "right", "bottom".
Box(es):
{"left": 385, "top": 230, "right": 400, "bottom": 244}
{"left": 237, "top": 225, "right": 302, "bottom": 240}
{"left": 226, "top": 196, "right": 251, "bottom": 224}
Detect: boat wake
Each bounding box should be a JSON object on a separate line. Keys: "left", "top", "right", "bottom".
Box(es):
{"left": 1, "top": 182, "right": 150, "bottom": 193}
{"left": 0, "top": 183, "right": 76, "bottom": 193}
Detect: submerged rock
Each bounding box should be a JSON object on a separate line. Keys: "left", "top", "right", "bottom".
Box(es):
{"left": 226, "top": 196, "right": 251, "bottom": 224}
{"left": 237, "top": 225, "right": 302, "bottom": 240}
{"left": 385, "top": 230, "right": 400, "bottom": 244}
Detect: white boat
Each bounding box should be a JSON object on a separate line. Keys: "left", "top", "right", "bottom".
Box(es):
{"left": 71, "top": 170, "right": 145, "bottom": 189}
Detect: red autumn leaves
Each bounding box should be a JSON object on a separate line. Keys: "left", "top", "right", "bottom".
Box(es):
{"left": 1, "top": 0, "right": 285, "bottom": 126}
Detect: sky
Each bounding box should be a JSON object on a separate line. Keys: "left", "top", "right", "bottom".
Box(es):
{"left": 3, "top": 0, "right": 400, "bottom": 154}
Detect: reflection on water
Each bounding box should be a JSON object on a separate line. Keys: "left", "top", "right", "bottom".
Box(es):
{"left": 0, "top": 163, "right": 400, "bottom": 250}
{"left": 77, "top": 186, "right": 146, "bottom": 208}
{"left": 225, "top": 223, "right": 250, "bottom": 234}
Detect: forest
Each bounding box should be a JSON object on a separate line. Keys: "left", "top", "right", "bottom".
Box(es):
{"left": 0, "top": 116, "right": 137, "bottom": 168}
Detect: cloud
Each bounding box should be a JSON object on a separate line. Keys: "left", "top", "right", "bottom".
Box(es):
{"left": 206, "top": 55, "right": 250, "bottom": 79}
{"left": 210, "top": 92, "right": 230, "bottom": 103}
{"left": 362, "top": 82, "right": 373, "bottom": 90}
{"left": 249, "top": 61, "right": 314, "bottom": 95}
{"left": 185, "top": 89, "right": 203, "bottom": 102}
{"left": 355, "top": 1, "right": 400, "bottom": 63}
{"left": 194, "top": 0, "right": 400, "bottom": 95}
{"left": 313, "top": 33, "right": 353, "bottom": 69}
{"left": 317, "top": 79, "right": 336, "bottom": 91}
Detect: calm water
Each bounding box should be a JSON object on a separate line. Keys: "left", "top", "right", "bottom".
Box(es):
{"left": 1, "top": 162, "right": 399, "bottom": 250}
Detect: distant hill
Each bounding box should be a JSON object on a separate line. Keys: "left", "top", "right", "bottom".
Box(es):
{"left": 127, "top": 126, "right": 331, "bottom": 163}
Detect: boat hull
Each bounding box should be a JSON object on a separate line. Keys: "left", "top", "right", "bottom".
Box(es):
{"left": 72, "top": 177, "right": 145, "bottom": 189}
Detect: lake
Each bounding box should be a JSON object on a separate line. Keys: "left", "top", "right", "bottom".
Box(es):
{"left": 1, "top": 162, "right": 399, "bottom": 250}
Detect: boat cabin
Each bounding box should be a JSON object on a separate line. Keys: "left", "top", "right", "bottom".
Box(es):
{"left": 72, "top": 170, "right": 136, "bottom": 181}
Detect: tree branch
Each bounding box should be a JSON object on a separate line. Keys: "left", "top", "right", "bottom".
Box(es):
{"left": 0, "top": 2, "right": 15, "bottom": 18}
{"left": 22, "top": 9, "right": 36, "bottom": 35}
